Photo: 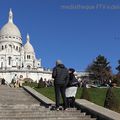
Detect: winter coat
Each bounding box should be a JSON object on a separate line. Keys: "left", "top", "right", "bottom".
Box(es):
{"left": 67, "top": 73, "right": 79, "bottom": 87}
{"left": 52, "top": 64, "right": 69, "bottom": 86}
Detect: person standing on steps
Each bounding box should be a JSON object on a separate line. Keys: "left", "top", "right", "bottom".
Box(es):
{"left": 12, "top": 74, "right": 18, "bottom": 87}
{"left": 66, "top": 68, "right": 79, "bottom": 108}
{"left": 1, "top": 78, "right": 5, "bottom": 85}
{"left": 52, "top": 60, "right": 69, "bottom": 110}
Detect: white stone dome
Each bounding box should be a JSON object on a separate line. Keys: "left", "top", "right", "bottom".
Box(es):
{"left": 24, "top": 34, "right": 34, "bottom": 53}
{"left": 0, "top": 22, "right": 21, "bottom": 37}
{"left": 0, "top": 9, "right": 22, "bottom": 44}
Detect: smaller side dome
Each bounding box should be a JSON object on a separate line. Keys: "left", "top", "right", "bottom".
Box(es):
{"left": 24, "top": 34, "right": 34, "bottom": 53}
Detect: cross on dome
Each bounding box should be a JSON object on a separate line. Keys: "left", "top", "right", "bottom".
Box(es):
{"left": 9, "top": 8, "right": 13, "bottom": 23}
{"left": 27, "top": 33, "right": 30, "bottom": 42}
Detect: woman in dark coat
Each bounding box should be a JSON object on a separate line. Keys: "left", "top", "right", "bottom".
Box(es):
{"left": 66, "top": 68, "right": 79, "bottom": 108}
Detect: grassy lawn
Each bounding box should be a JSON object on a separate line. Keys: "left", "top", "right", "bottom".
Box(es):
{"left": 23, "top": 82, "right": 120, "bottom": 108}
{"left": 88, "top": 88, "right": 107, "bottom": 106}
{"left": 34, "top": 87, "right": 108, "bottom": 106}
{"left": 34, "top": 87, "right": 55, "bottom": 101}
{"left": 34, "top": 87, "right": 120, "bottom": 113}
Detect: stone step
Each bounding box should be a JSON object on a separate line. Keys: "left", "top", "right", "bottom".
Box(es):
{"left": 0, "top": 86, "right": 96, "bottom": 120}
{"left": 0, "top": 108, "right": 80, "bottom": 112}
{"left": 0, "top": 105, "right": 42, "bottom": 108}
{"left": 0, "top": 109, "right": 83, "bottom": 113}
{"left": 0, "top": 118, "right": 96, "bottom": 120}
{"left": 0, "top": 101, "right": 40, "bottom": 107}
{"left": 0, "top": 110, "right": 83, "bottom": 114}
{"left": 0, "top": 116, "right": 94, "bottom": 119}
{"left": 0, "top": 112, "right": 86, "bottom": 116}
{"left": 0, "top": 107, "right": 45, "bottom": 110}
{"left": 0, "top": 115, "right": 89, "bottom": 118}
{"left": 0, "top": 113, "right": 84, "bottom": 116}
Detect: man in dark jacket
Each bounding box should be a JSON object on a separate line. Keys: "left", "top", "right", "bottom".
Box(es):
{"left": 52, "top": 60, "right": 69, "bottom": 110}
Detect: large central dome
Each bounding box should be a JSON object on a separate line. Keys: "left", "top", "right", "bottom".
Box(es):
{"left": 0, "top": 9, "right": 22, "bottom": 44}
{"left": 0, "top": 22, "right": 21, "bottom": 37}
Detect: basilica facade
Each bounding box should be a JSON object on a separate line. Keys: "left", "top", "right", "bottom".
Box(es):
{"left": 0, "top": 9, "right": 88, "bottom": 84}
{"left": 0, "top": 9, "right": 51, "bottom": 83}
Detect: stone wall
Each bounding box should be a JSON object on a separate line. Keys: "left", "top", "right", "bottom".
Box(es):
{"left": 0, "top": 69, "right": 52, "bottom": 83}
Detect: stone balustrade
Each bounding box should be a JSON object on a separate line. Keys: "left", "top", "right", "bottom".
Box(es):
{"left": 75, "top": 99, "right": 120, "bottom": 120}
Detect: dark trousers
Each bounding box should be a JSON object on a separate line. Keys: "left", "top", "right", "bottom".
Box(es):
{"left": 66, "top": 97, "right": 75, "bottom": 108}
{"left": 54, "top": 84, "right": 67, "bottom": 109}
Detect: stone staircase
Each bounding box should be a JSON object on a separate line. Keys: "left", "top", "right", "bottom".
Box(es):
{"left": 0, "top": 85, "right": 96, "bottom": 120}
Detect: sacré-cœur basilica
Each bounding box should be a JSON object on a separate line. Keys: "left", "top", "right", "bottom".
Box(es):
{"left": 0, "top": 9, "right": 88, "bottom": 84}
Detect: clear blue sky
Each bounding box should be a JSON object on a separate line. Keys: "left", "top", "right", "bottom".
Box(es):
{"left": 0, "top": 0, "right": 120, "bottom": 73}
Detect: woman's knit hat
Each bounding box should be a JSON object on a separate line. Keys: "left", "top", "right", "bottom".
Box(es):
{"left": 69, "top": 68, "right": 75, "bottom": 73}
